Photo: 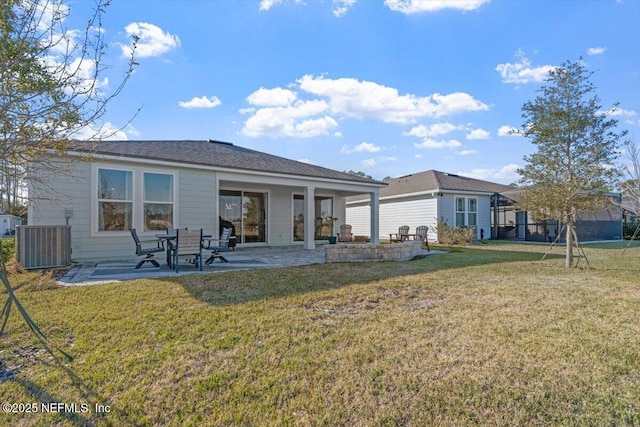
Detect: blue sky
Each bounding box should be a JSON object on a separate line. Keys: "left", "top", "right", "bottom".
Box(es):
{"left": 67, "top": 0, "right": 640, "bottom": 183}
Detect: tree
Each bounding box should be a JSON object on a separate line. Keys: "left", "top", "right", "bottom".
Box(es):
{"left": 517, "top": 59, "right": 626, "bottom": 267}
{"left": 0, "top": 0, "right": 137, "bottom": 213}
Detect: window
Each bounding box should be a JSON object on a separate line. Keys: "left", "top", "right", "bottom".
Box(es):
{"left": 98, "top": 169, "right": 132, "bottom": 231}
{"left": 455, "top": 196, "right": 478, "bottom": 228}
{"left": 143, "top": 173, "right": 174, "bottom": 231}
{"left": 94, "top": 166, "right": 175, "bottom": 234}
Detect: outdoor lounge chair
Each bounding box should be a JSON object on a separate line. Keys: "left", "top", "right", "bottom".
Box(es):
{"left": 414, "top": 225, "right": 430, "bottom": 251}
{"left": 389, "top": 225, "right": 410, "bottom": 243}
{"left": 202, "top": 227, "right": 232, "bottom": 264}
{"left": 337, "top": 224, "right": 353, "bottom": 242}
{"left": 171, "top": 229, "right": 203, "bottom": 273}
{"left": 131, "top": 229, "right": 165, "bottom": 269}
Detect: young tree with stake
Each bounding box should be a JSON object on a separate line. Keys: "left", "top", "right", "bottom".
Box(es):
{"left": 517, "top": 59, "right": 626, "bottom": 267}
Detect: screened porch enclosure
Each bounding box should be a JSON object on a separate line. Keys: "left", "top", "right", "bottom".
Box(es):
{"left": 491, "top": 194, "right": 623, "bottom": 243}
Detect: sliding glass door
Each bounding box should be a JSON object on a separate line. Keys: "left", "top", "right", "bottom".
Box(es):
{"left": 220, "top": 190, "right": 266, "bottom": 243}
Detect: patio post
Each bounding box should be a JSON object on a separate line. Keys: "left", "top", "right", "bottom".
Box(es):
{"left": 304, "top": 186, "right": 316, "bottom": 249}
{"left": 369, "top": 191, "right": 380, "bottom": 244}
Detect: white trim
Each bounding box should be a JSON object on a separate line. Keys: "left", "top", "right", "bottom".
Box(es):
{"left": 346, "top": 189, "right": 497, "bottom": 205}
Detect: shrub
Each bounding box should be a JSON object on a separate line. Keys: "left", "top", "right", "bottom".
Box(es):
{"left": 436, "top": 219, "right": 475, "bottom": 246}
{"left": 1, "top": 238, "right": 16, "bottom": 262}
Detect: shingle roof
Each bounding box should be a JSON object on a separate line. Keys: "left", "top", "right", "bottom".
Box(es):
{"left": 70, "top": 140, "right": 384, "bottom": 185}
{"left": 348, "top": 170, "right": 515, "bottom": 202}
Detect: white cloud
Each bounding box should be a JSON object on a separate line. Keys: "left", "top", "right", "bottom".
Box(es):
{"left": 587, "top": 47, "right": 607, "bottom": 56}
{"left": 333, "top": 0, "right": 357, "bottom": 16}
{"left": 414, "top": 138, "right": 462, "bottom": 149}
{"left": 341, "top": 142, "right": 382, "bottom": 154}
{"left": 458, "top": 164, "right": 520, "bottom": 183}
{"left": 69, "top": 121, "right": 129, "bottom": 140}
{"left": 259, "top": 0, "right": 303, "bottom": 11}
{"left": 600, "top": 107, "right": 636, "bottom": 117}
{"left": 385, "top": 0, "right": 489, "bottom": 14}
{"left": 241, "top": 99, "right": 338, "bottom": 138}
{"left": 298, "top": 74, "right": 488, "bottom": 123}
{"left": 247, "top": 87, "right": 297, "bottom": 107}
{"left": 497, "top": 125, "right": 521, "bottom": 137}
{"left": 298, "top": 158, "right": 311, "bottom": 164}
{"left": 122, "top": 22, "right": 180, "bottom": 58}
{"left": 178, "top": 96, "right": 221, "bottom": 109}
{"left": 496, "top": 50, "right": 555, "bottom": 84}
{"left": 362, "top": 158, "right": 377, "bottom": 168}
{"left": 415, "top": 154, "right": 423, "bottom": 159}
{"left": 242, "top": 76, "right": 488, "bottom": 138}
{"left": 457, "top": 149, "right": 478, "bottom": 156}
{"left": 405, "top": 123, "right": 460, "bottom": 138}
{"left": 466, "top": 128, "right": 490, "bottom": 140}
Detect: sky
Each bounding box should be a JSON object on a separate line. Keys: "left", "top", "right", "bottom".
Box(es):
{"left": 63, "top": 0, "right": 640, "bottom": 184}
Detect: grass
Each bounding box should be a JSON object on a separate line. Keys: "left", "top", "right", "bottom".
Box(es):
{"left": 1, "top": 241, "right": 639, "bottom": 426}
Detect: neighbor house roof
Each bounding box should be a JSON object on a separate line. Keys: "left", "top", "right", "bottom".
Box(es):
{"left": 348, "top": 170, "right": 515, "bottom": 202}
{"left": 69, "top": 140, "right": 385, "bottom": 186}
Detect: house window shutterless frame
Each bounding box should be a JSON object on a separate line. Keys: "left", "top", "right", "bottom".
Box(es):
{"left": 143, "top": 172, "right": 174, "bottom": 231}
{"left": 93, "top": 165, "right": 177, "bottom": 235}
{"left": 455, "top": 196, "right": 478, "bottom": 228}
{"left": 98, "top": 169, "right": 133, "bottom": 231}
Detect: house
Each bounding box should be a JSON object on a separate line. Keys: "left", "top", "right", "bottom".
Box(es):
{"left": 346, "top": 169, "right": 622, "bottom": 243}
{"left": 0, "top": 212, "right": 22, "bottom": 235}
{"left": 27, "top": 140, "right": 385, "bottom": 262}
{"left": 346, "top": 170, "right": 513, "bottom": 242}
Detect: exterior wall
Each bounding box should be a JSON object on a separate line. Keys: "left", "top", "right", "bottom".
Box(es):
{"left": 347, "top": 194, "right": 437, "bottom": 242}
{"left": 437, "top": 193, "right": 492, "bottom": 241}
{"left": 345, "top": 202, "right": 370, "bottom": 237}
{"left": 29, "top": 160, "right": 221, "bottom": 261}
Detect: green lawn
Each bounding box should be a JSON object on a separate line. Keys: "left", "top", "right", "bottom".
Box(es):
{"left": 1, "top": 242, "right": 639, "bottom": 426}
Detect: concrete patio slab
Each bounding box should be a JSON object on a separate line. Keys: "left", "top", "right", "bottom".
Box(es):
{"left": 58, "top": 245, "right": 440, "bottom": 286}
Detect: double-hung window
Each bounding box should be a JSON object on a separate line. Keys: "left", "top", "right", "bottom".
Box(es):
{"left": 455, "top": 196, "right": 478, "bottom": 228}
{"left": 98, "top": 169, "right": 133, "bottom": 231}
{"left": 143, "top": 173, "right": 174, "bottom": 231}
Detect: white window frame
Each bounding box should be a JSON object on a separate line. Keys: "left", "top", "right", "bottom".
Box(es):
{"left": 454, "top": 196, "right": 478, "bottom": 228}
{"left": 91, "top": 164, "right": 177, "bottom": 237}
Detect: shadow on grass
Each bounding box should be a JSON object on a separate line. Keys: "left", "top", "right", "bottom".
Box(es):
{"left": 3, "top": 355, "right": 137, "bottom": 427}
{"left": 171, "top": 247, "right": 563, "bottom": 307}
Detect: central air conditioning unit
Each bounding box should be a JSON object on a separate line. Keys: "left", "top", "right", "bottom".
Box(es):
{"left": 16, "top": 225, "right": 72, "bottom": 269}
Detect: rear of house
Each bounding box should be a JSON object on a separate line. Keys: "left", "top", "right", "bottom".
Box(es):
{"left": 27, "top": 140, "right": 385, "bottom": 262}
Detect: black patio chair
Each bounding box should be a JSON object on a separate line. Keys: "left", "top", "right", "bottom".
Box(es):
{"left": 131, "top": 229, "right": 165, "bottom": 269}
{"left": 203, "top": 227, "right": 232, "bottom": 264}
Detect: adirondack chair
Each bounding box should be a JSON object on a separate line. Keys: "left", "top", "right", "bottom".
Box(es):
{"left": 389, "top": 225, "right": 410, "bottom": 243}
{"left": 337, "top": 224, "right": 353, "bottom": 242}
{"left": 414, "top": 225, "right": 430, "bottom": 251}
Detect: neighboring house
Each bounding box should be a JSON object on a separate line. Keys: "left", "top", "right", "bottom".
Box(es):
{"left": 346, "top": 170, "right": 513, "bottom": 242}
{"left": 346, "top": 169, "right": 622, "bottom": 243}
{"left": 27, "top": 140, "right": 385, "bottom": 262}
{"left": 0, "top": 212, "right": 23, "bottom": 235}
